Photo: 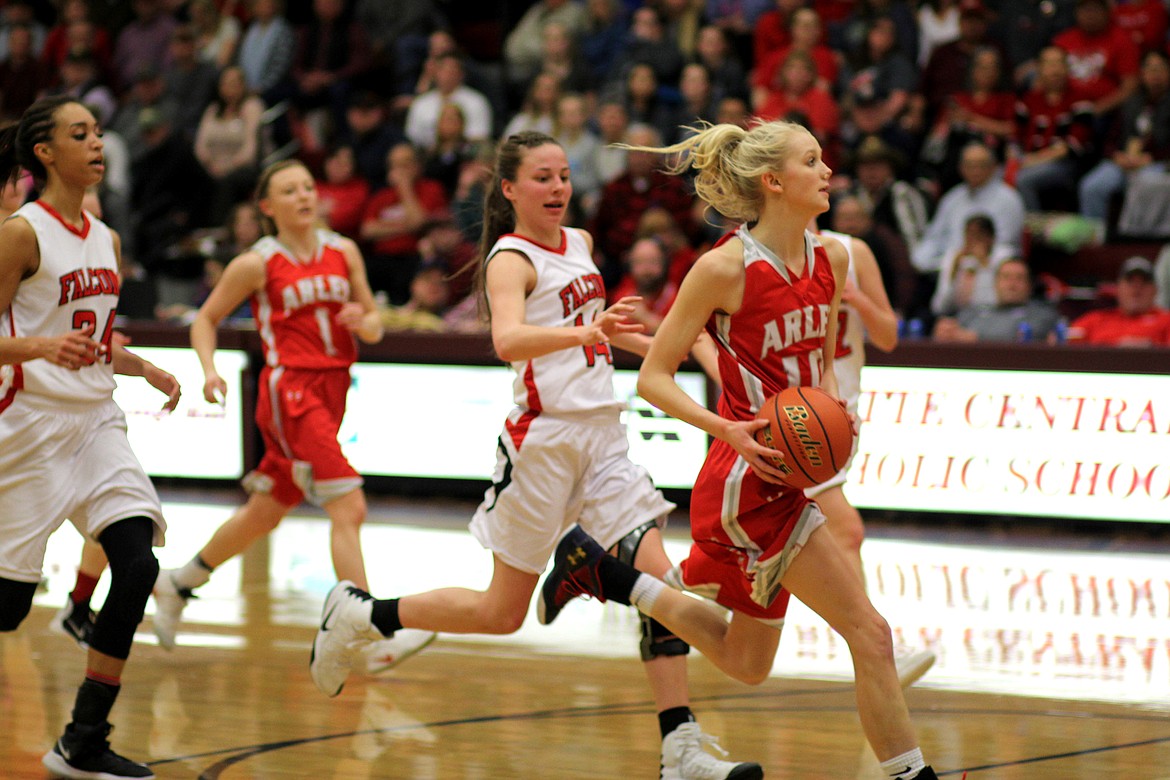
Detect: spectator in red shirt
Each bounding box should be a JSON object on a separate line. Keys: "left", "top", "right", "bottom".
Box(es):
{"left": 913, "top": 0, "right": 1004, "bottom": 130}
{"left": 0, "top": 23, "right": 50, "bottom": 121}
{"left": 1067, "top": 256, "right": 1170, "bottom": 345}
{"left": 634, "top": 205, "right": 700, "bottom": 288}
{"left": 360, "top": 142, "right": 449, "bottom": 304}
{"left": 40, "top": 0, "right": 113, "bottom": 77}
{"left": 1011, "top": 47, "right": 1095, "bottom": 212}
{"left": 920, "top": 46, "right": 1015, "bottom": 191}
{"left": 753, "top": 0, "right": 803, "bottom": 65}
{"left": 1053, "top": 0, "right": 1139, "bottom": 115}
{"left": 317, "top": 144, "right": 370, "bottom": 237}
{"left": 589, "top": 123, "right": 697, "bottom": 289}
{"left": 754, "top": 50, "right": 841, "bottom": 143}
{"left": 1079, "top": 49, "right": 1170, "bottom": 222}
{"left": 1112, "top": 0, "right": 1168, "bottom": 54}
{"left": 607, "top": 236, "right": 679, "bottom": 334}
{"left": 752, "top": 7, "right": 840, "bottom": 100}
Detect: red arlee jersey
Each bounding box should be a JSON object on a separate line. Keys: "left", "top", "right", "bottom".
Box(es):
{"left": 250, "top": 230, "right": 358, "bottom": 370}
{"left": 707, "top": 225, "right": 837, "bottom": 425}
{"left": 686, "top": 225, "right": 838, "bottom": 584}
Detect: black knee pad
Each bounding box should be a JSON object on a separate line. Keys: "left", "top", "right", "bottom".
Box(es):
{"left": 91, "top": 517, "right": 159, "bottom": 659}
{"left": 615, "top": 520, "right": 659, "bottom": 567}
{"left": 615, "top": 520, "right": 688, "bottom": 661}
{"left": 0, "top": 579, "right": 37, "bottom": 631}
{"left": 639, "top": 613, "right": 690, "bottom": 661}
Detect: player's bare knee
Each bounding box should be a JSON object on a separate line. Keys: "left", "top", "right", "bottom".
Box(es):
{"left": 828, "top": 515, "right": 864, "bottom": 554}
{"left": 327, "top": 497, "right": 366, "bottom": 534}
{"left": 729, "top": 657, "right": 772, "bottom": 686}
{"left": 253, "top": 510, "right": 286, "bottom": 534}
{"left": 330, "top": 508, "right": 365, "bottom": 534}
{"left": 842, "top": 524, "right": 865, "bottom": 556}
{"left": 849, "top": 610, "right": 894, "bottom": 664}
{"left": 481, "top": 605, "right": 527, "bottom": 634}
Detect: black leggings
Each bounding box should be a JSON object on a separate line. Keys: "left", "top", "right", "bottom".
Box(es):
{"left": 0, "top": 578, "right": 38, "bottom": 631}
{"left": 89, "top": 517, "right": 159, "bottom": 660}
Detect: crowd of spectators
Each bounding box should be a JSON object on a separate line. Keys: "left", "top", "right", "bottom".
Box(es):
{"left": 6, "top": 0, "right": 1170, "bottom": 345}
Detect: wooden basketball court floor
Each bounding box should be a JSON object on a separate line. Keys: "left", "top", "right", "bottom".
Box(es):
{"left": 4, "top": 488, "right": 1169, "bottom": 779}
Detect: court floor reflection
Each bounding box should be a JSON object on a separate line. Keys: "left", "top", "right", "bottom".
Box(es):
{"left": 15, "top": 488, "right": 1170, "bottom": 778}
{"left": 34, "top": 490, "right": 1170, "bottom": 709}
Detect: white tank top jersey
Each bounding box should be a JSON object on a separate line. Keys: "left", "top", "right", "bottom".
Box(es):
{"left": 486, "top": 228, "right": 622, "bottom": 417}
{"left": 0, "top": 201, "right": 118, "bottom": 407}
{"left": 819, "top": 229, "right": 864, "bottom": 416}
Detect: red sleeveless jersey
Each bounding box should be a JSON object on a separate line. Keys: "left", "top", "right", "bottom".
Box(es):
{"left": 678, "top": 226, "right": 837, "bottom": 616}
{"left": 250, "top": 230, "right": 358, "bottom": 370}
{"left": 707, "top": 226, "right": 836, "bottom": 424}
{"left": 692, "top": 226, "right": 836, "bottom": 532}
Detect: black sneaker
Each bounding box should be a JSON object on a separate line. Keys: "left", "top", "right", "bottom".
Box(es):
{"left": 49, "top": 600, "right": 96, "bottom": 650}
{"left": 912, "top": 768, "right": 940, "bottom": 780}
{"left": 537, "top": 525, "right": 607, "bottom": 625}
{"left": 42, "top": 722, "right": 153, "bottom": 779}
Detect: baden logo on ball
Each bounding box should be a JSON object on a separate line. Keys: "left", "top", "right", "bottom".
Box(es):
{"left": 754, "top": 386, "right": 854, "bottom": 489}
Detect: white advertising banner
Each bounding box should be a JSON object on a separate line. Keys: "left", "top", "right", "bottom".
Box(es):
{"left": 340, "top": 363, "right": 710, "bottom": 489}
{"left": 113, "top": 347, "right": 248, "bottom": 479}
{"left": 118, "top": 351, "right": 1168, "bottom": 524}
{"left": 848, "top": 367, "right": 1170, "bottom": 523}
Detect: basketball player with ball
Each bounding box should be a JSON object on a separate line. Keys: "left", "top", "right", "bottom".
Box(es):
{"left": 310, "top": 132, "right": 761, "bottom": 780}
{"left": 536, "top": 120, "right": 942, "bottom": 780}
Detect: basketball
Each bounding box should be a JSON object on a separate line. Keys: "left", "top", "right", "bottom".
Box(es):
{"left": 754, "top": 386, "right": 855, "bottom": 489}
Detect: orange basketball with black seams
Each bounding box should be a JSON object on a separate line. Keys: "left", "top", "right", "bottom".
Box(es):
{"left": 754, "top": 386, "right": 854, "bottom": 489}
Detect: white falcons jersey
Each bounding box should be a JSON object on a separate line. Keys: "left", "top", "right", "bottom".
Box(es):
{"left": 820, "top": 230, "right": 864, "bottom": 415}
{"left": 486, "top": 228, "right": 622, "bottom": 417}
{"left": 0, "top": 202, "right": 118, "bottom": 408}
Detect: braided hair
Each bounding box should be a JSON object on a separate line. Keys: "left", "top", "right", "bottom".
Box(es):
{"left": 0, "top": 96, "right": 79, "bottom": 187}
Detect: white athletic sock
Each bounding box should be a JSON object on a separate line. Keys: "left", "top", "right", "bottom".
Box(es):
{"left": 630, "top": 575, "right": 665, "bottom": 613}
{"left": 881, "top": 748, "right": 925, "bottom": 779}
{"left": 172, "top": 556, "right": 213, "bottom": 591}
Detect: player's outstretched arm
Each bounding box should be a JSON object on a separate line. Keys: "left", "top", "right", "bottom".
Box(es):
{"left": 487, "top": 250, "right": 633, "bottom": 362}
{"left": 688, "top": 331, "right": 721, "bottom": 388}
{"left": 337, "top": 237, "right": 384, "bottom": 344}
{"left": 111, "top": 342, "right": 181, "bottom": 411}
{"left": 191, "top": 250, "right": 264, "bottom": 403}
{"left": 818, "top": 235, "right": 850, "bottom": 402}
{"left": 638, "top": 247, "right": 736, "bottom": 433}
{"left": 844, "top": 238, "right": 898, "bottom": 352}
{"left": 639, "top": 245, "right": 789, "bottom": 482}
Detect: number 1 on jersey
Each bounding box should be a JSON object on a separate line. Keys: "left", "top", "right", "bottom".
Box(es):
{"left": 314, "top": 306, "right": 338, "bottom": 356}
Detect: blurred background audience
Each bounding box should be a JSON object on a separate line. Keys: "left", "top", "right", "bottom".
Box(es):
{"left": 0, "top": 0, "right": 1158, "bottom": 347}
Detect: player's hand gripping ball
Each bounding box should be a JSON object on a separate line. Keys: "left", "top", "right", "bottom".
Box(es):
{"left": 754, "top": 387, "right": 855, "bottom": 489}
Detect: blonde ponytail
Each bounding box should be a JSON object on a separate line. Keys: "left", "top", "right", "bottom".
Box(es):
{"left": 619, "top": 120, "right": 813, "bottom": 221}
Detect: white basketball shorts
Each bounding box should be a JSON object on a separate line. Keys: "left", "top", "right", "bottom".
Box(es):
{"left": 0, "top": 394, "right": 165, "bottom": 582}
{"left": 470, "top": 409, "right": 676, "bottom": 575}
